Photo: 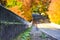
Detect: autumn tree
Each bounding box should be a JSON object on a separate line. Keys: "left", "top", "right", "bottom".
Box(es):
{"left": 5, "top": 0, "right": 33, "bottom": 21}
{"left": 0, "top": 0, "right": 52, "bottom": 22}
{"left": 21, "top": 0, "right": 33, "bottom": 21}
{"left": 47, "top": 0, "right": 60, "bottom": 24}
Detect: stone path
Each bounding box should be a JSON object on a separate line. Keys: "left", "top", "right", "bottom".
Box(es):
{"left": 37, "top": 23, "right": 60, "bottom": 40}
{"left": 30, "top": 26, "right": 51, "bottom": 40}
{"left": 30, "top": 23, "right": 60, "bottom": 40}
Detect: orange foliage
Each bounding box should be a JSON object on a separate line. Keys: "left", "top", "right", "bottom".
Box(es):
{"left": 47, "top": 0, "right": 60, "bottom": 24}
{"left": 21, "top": 0, "right": 32, "bottom": 21}
{"left": 34, "top": 0, "right": 40, "bottom": 5}
{"left": 8, "top": 0, "right": 51, "bottom": 22}
{"left": 9, "top": 6, "right": 32, "bottom": 21}
{"left": 7, "top": 0, "right": 32, "bottom": 21}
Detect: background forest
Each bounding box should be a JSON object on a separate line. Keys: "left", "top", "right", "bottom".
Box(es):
{"left": 0, "top": 0, "right": 60, "bottom": 24}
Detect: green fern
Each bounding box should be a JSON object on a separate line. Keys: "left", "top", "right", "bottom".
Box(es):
{"left": 13, "top": 27, "right": 32, "bottom": 40}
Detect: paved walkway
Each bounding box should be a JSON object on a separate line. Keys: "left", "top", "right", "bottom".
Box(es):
{"left": 30, "top": 23, "right": 60, "bottom": 40}
{"left": 37, "top": 23, "right": 60, "bottom": 40}
{"left": 30, "top": 26, "right": 51, "bottom": 40}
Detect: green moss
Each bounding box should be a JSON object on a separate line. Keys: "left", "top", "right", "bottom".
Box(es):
{"left": 13, "top": 27, "right": 32, "bottom": 40}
